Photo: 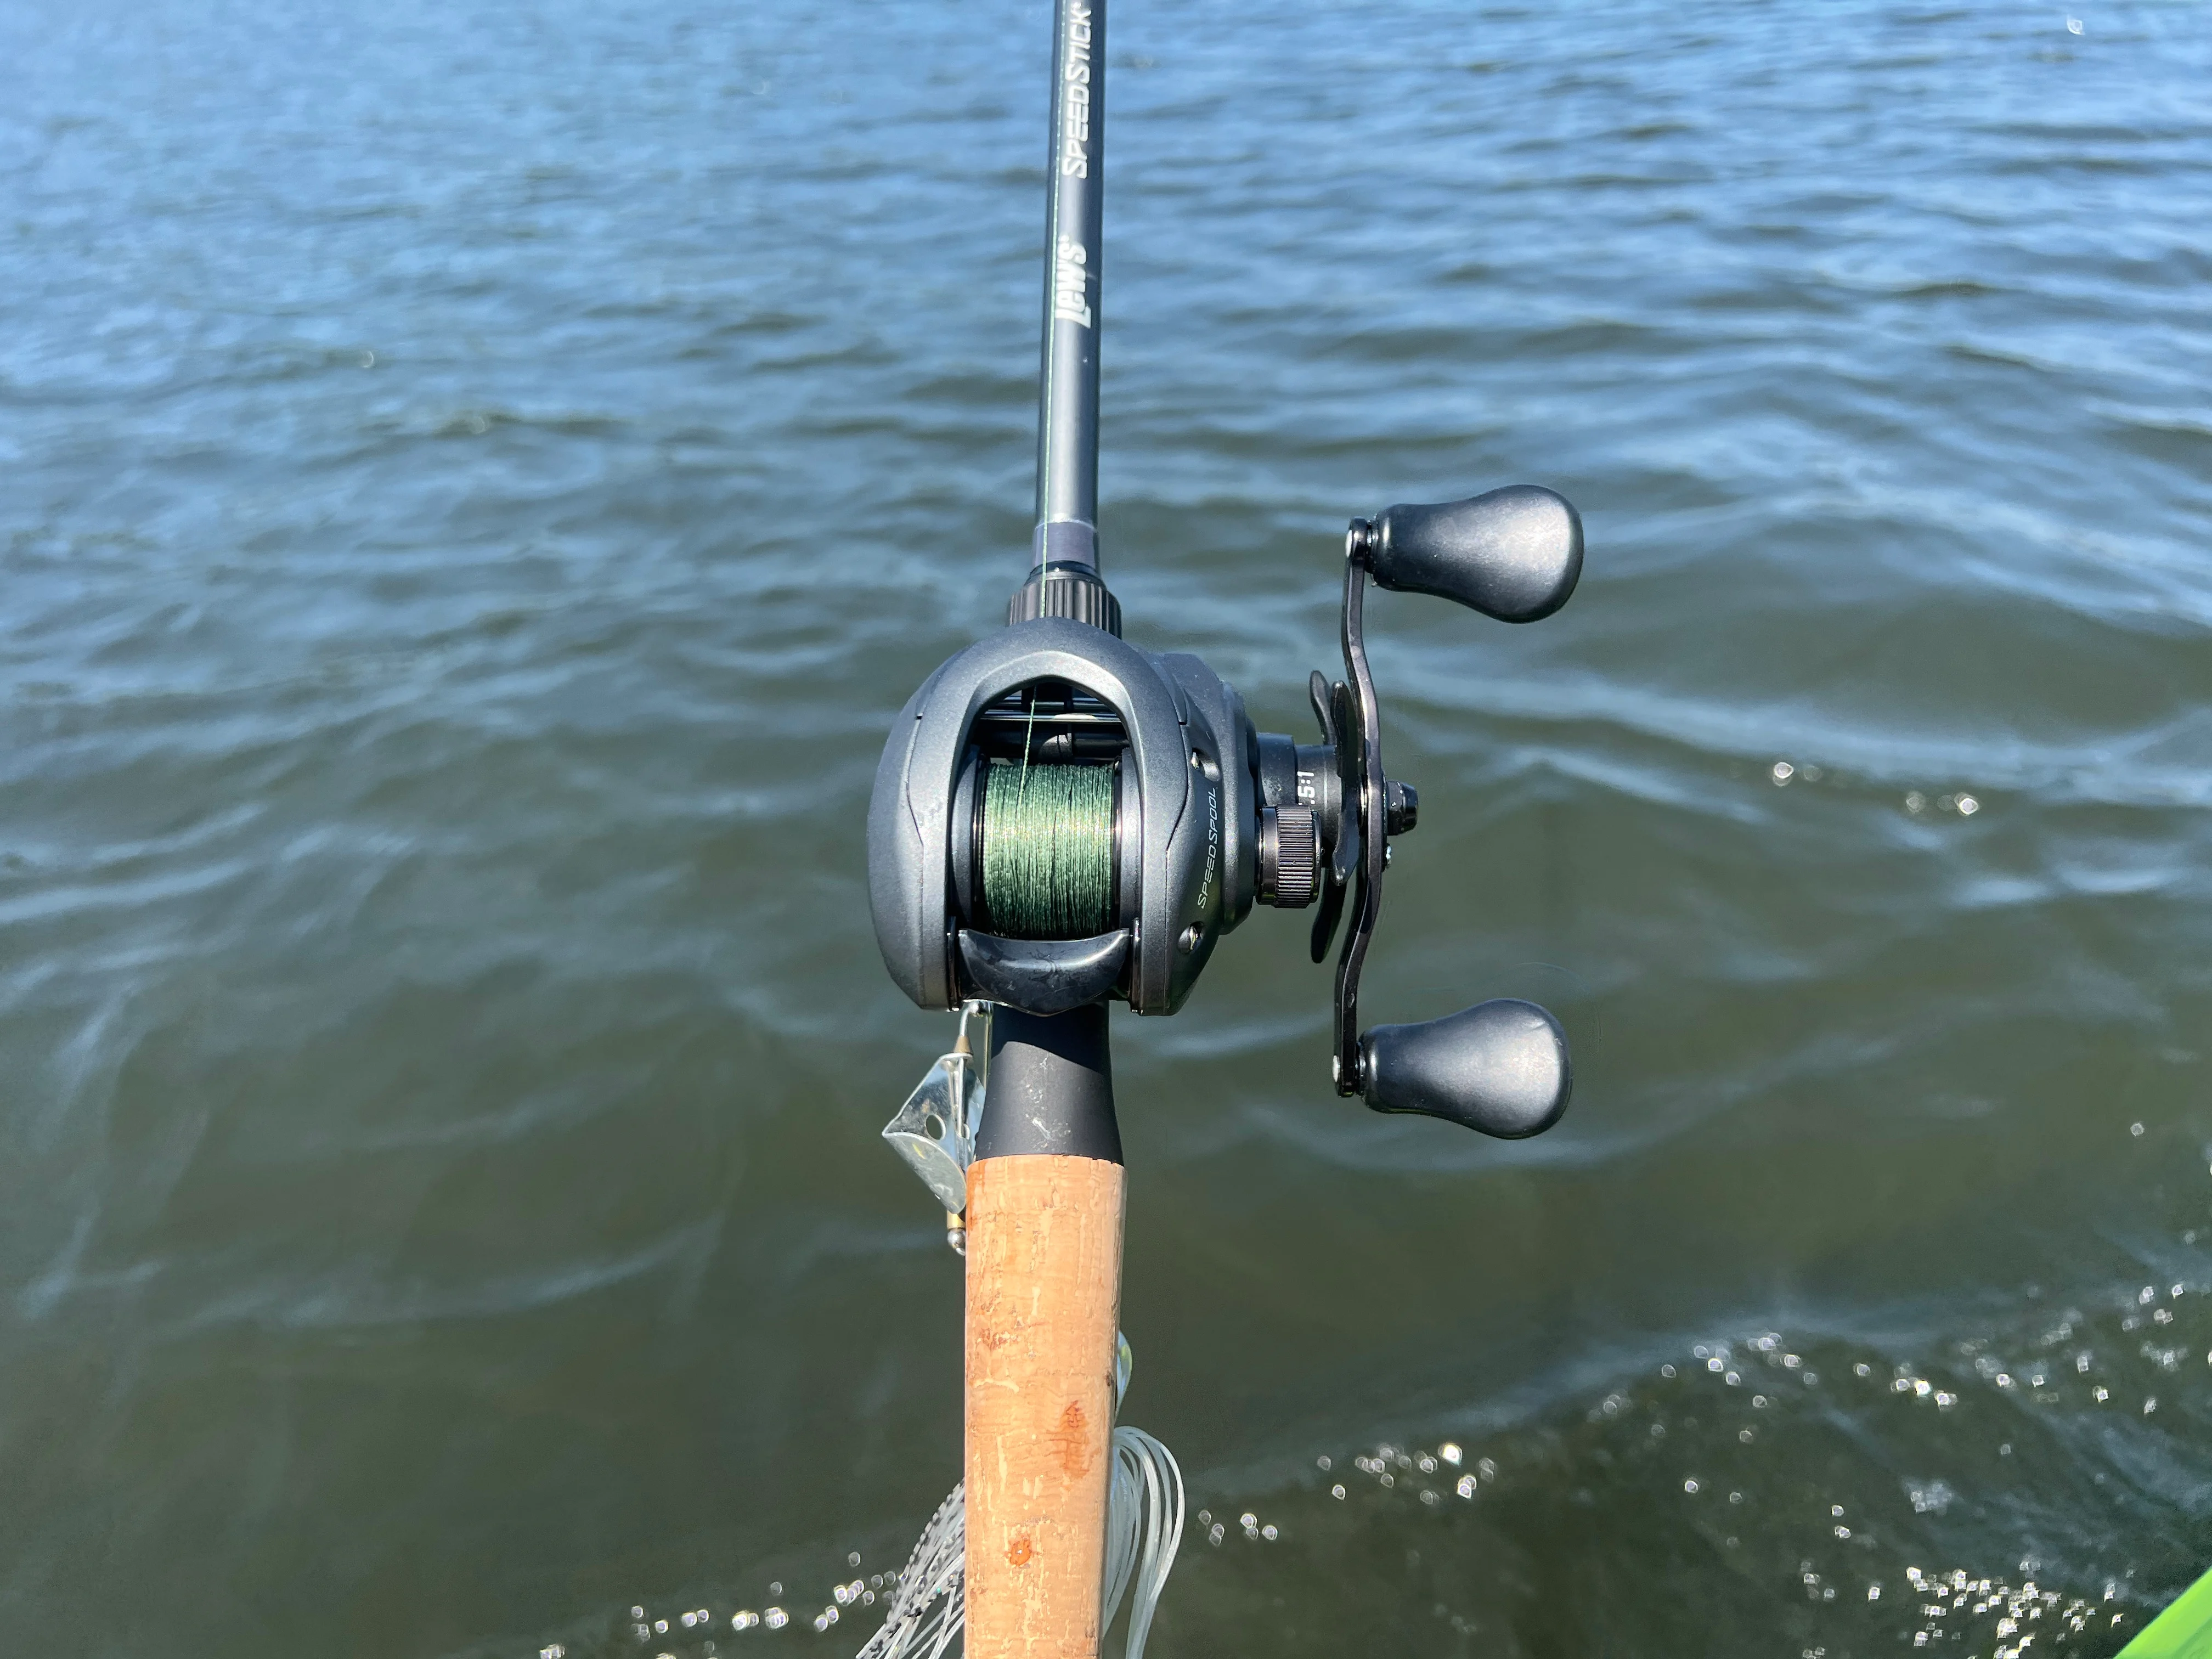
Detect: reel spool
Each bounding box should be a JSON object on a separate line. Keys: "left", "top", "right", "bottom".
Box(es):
{"left": 976, "top": 758, "right": 1116, "bottom": 939}
{"left": 868, "top": 483, "right": 1585, "bottom": 1138}
{"left": 868, "top": 619, "right": 1255, "bottom": 1019}
{"left": 957, "top": 691, "right": 1126, "bottom": 942}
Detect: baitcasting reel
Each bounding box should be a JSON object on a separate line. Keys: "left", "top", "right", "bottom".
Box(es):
{"left": 867, "top": 484, "right": 1584, "bottom": 1137}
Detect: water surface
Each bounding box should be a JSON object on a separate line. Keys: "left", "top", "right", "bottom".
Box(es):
{"left": 5, "top": 1, "right": 2211, "bottom": 1655}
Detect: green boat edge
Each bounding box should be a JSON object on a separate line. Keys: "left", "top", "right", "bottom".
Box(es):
{"left": 2121, "top": 1567, "right": 2212, "bottom": 1658}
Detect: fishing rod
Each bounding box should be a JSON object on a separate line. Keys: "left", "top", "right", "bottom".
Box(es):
{"left": 864, "top": 0, "right": 1583, "bottom": 1651}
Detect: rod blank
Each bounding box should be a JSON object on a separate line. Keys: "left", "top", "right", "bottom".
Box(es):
{"left": 1032, "top": 0, "right": 1105, "bottom": 573}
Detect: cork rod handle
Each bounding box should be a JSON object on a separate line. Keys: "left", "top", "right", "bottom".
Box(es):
{"left": 963, "top": 1154, "right": 1126, "bottom": 1659}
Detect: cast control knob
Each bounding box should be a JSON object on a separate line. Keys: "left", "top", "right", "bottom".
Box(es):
{"left": 1258, "top": 805, "right": 1320, "bottom": 908}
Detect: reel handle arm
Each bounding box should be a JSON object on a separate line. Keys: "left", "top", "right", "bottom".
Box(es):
{"left": 1321, "top": 486, "right": 1583, "bottom": 1135}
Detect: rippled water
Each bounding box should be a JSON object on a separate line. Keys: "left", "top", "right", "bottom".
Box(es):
{"left": 5, "top": 0, "right": 2211, "bottom": 1655}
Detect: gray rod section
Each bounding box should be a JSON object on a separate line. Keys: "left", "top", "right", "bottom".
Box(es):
{"left": 1030, "top": 0, "right": 1104, "bottom": 574}
{"left": 977, "top": 1005, "right": 1122, "bottom": 1161}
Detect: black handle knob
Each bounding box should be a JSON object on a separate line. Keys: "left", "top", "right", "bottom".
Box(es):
{"left": 1359, "top": 998, "right": 1571, "bottom": 1137}
{"left": 1364, "top": 485, "right": 1583, "bottom": 623}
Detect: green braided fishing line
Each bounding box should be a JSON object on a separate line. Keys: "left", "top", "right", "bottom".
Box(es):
{"left": 981, "top": 759, "right": 1116, "bottom": 939}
